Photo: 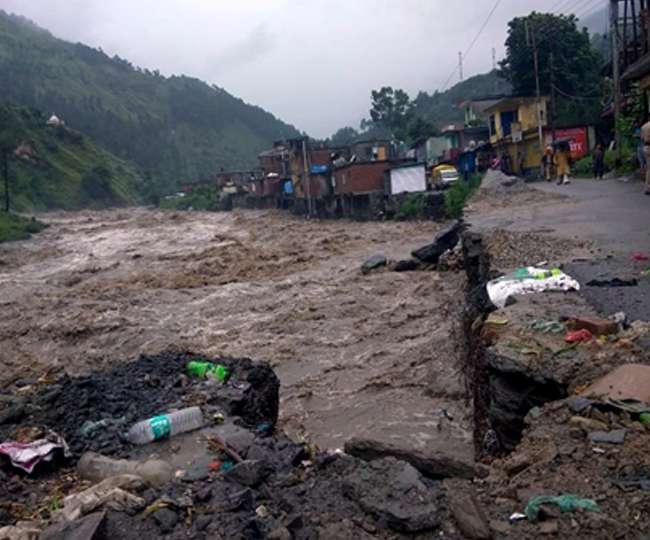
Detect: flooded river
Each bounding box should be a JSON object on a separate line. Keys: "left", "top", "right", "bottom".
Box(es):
{"left": 0, "top": 208, "right": 473, "bottom": 466}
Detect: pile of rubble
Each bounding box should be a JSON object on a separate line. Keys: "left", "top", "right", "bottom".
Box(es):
{"left": 467, "top": 169, "right": 566, "bottom": 213}
{"left": 0, "top": 350, "right": 469, "bottom": 540}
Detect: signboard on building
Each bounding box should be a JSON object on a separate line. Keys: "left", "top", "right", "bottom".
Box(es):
{"left": 545, "top": 127, "right": 589, "bottom": 160}
{"left": 511, "top": 122, "right": 523, "bottom": 143}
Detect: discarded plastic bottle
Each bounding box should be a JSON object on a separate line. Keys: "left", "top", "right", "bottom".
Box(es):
{"left": 126, "top": 406, "right": 204, "bottom": 445}
{"left": 78, "top": 451, "right": 172, "bottom": 486}
{"left": 186, "top": 361, "right": 229, "bottom": 382}
{"left": 639, "top": 412, "right": 650, "bottom": 425}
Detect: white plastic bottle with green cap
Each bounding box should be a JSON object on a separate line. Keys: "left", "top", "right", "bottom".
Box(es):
{"left": 126, "top": 406, "right": 204, "bottom": 445}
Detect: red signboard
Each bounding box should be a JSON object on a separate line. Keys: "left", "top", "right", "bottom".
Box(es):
{"left": 545, "top": 127, "right": 589, "bottom": 160}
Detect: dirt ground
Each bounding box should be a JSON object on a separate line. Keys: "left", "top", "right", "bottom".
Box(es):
{"left": 0, "top": 209, "right": 472, "bottom": 459}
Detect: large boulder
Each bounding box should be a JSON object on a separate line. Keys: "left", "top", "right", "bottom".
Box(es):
{"left": 412, "top": 221, "right": 463, "bottom": 264}
{"left": 361, "top": 255, "right": 388, "bottom": 274}
{"left": 342, "top": 457, "right": 442, "bottom": 533}
{"left": 345, "top": 437, "right": 474, "bottom": 479}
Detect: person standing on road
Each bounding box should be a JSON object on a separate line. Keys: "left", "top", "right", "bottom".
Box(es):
{"left": 554, "top": 142, "right": 571, "bottom": 185}
{"left": 592, "top": 144, "right": 605, "bottom": 180}
{"left": 641, "top": 119, "right": 650, "bottom": 194}
{"left": 542, "top": 146, "right": 554, "bottom": 182}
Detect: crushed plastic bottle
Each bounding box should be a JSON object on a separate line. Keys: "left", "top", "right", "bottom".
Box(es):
{"left": 78, "top": 451, "right": 172, "bottom": 486}
{"left": 126, "top": 406, "right": 204, "bottom": 445}
{"left": 186, "top": 361, "right": 229, "bottom": 382}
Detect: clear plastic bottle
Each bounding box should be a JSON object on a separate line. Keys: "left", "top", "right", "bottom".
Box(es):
{"left": 78, "top": 451, "right": 172, "bottom": 486}
{"left": 126, "top": 406, "right": 204, "bottom": 445}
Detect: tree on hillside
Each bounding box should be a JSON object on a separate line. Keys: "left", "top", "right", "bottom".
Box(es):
{"left": 499, "top": 12, "right": 604, "bottom": 126}
{"left": 367, "top": 87, "right": 414, "bottom": 139}
{"left": 329, "top": 126, "right": 360, "bottom": 146}
{"left": 405, "top": 117, "right": 438, "bottom": 142}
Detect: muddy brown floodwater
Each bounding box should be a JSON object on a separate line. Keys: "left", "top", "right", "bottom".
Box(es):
{"left": 0, "top": 208, "right": 473, "bottom": 468}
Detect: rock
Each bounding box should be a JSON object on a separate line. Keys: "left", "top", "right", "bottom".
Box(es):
{"left": 318, "top": 519, "right": 374, "bottom": 540}
{"left": 412, "top": 221, "right": 462, "bottom": 264}
{"left": 569, "top": 416, "right": 608, "bottom": 432}
{"left": 447, "top": 483, "right": 492, "bottom": 539}
{"left": 0, "top": 403, "right": 25, "bottom": 425}
{"left": 194, "top": 515, "right": 211, "bottom": 532}
{"left": 152, "top": 508, "right": 178, "bottom": 533}
{"left": 195, "top": 486, "right": 212, "bottom": 503}
{"left": 345, "top": 437, "right": 474, "bottom": 479}
{"left": 361, "top": 255, "right": 387, "bottom": 274}
{"left": 267, "top": 527, "right": 291, "bottom": 540}
{"left": 392, "top": 259, "right": 420, "bottom": 272}
{"left": 539, "top": 520, "right": 559, "bottom": 535}
{"left": 588, "top": 429, "right": 627, "bottom": 444}
{"left": 40, "top": 511, "right": 105, "bottom": 540}
{"left": 566, "top": 397, "right": 592, "bottom": 414}
{"left": 489, "top": 520, "right": 511, "bottom": 534}
{"left": 224, "top": 460, "right": 272, "bottom": 487}
{"left": 342, "top": 457, "right": 441, "bottom": 533}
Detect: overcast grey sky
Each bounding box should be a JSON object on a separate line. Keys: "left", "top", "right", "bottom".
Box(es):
{"left": 0, "top": 0, "right": 608, "bottom": 137}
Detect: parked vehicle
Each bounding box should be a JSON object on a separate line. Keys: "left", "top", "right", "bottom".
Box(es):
{"left": 431, "top": 165, "right": 459, "bottom": 189}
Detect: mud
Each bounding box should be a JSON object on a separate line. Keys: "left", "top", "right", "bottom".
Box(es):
{"left": 0, "top": 209, "right": 471, "bottom": 462}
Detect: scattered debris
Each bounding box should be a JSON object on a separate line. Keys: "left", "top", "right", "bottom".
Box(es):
{"left": 487, "top": 267, "right": 580, "bottom": 308}
{"left": 0, "top": 432, "right": 70, "bottom": 474}
{"left": 0, "top": 522, "right": 41, "bottom": 540}
{"left": 78, "top": 452, "right": 172, "bottom": 487}
{"left": 588, "top": 429, "right": 627, "bottom": 445}
{"left": 524, "top": 494, "right": 600, "bottom": 522}
{"left": 582, "top": 364, "right": 650, "bottom": 403}
{"left": 126, "top": 406, "right": 204, "bottom": 445}
{"left": 631, "top": 252, "right": 649, "bottom": 262}
{"left": 567, "top": 316, "right": 619, "bottom": 336}
{"left": 58, "top": 475, "right": 146, "bottom": 522}
{"left": 529, "top": 319, "right": 564, "bottom": 334}
{"left": 565, "top": 329, "right": 594, "bottom": 343}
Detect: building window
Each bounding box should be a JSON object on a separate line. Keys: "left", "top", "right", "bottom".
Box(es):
{"left": 489, "top": 114, "right": 496, "bottom": 136}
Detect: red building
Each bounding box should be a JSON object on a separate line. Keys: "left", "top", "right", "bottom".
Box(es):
{"left": 333, "top": 161, "right": 390, "bottom": 195}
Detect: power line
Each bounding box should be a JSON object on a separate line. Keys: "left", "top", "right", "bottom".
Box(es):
{"left": 439, "top": 0, "right": 503, "bottom": 91}
{"left": 552, "top": 84, "right": 602, "bottom": 101}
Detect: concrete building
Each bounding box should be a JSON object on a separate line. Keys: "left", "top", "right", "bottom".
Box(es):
{"left": 485, "top": 96, "right": 550, "bottom": 172}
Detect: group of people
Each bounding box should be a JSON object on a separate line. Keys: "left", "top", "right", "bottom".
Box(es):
{"left": 541, "top": 142, "right": 582, "bottom": 185}
{"left": 542, "top": 141, "right": 607, "bottom": 185}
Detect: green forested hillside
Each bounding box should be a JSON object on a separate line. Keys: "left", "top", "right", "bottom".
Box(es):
{"left": 0, "top": 11, "right": 301, "bottom": 195}
{"left": 413, "top": 71, "right": 512, "bottom": 125}
{"left": 0, "top": 104, "right": 144, "bottom": 210}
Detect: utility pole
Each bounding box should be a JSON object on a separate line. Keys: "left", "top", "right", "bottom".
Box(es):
{"left": 527, "top": 20, "right": 545, "bottom": 155}
{"left": 549, "top": 52, "right": 557, "bottom": 143}
{"left": 1, "top": 149, "right": 9, "bottom": 213}
{"left": 458, "top": 51, "right": 464, "bottom": 81}
{"left": 611, "top": 0, "right": 622, "bottom": 164}
{"left": 301, "top": 138, "right": 312, "bottom": 218}
{"left": 492, "top": 47, "right": 496, "bottom": 71}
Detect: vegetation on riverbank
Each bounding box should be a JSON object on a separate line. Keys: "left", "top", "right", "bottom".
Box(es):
{"left": 0, "top": 211, "right": 46, "bottom": 242}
